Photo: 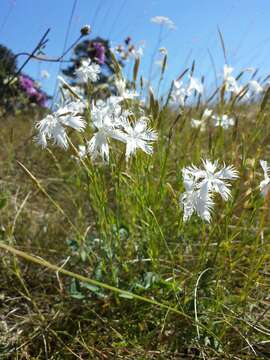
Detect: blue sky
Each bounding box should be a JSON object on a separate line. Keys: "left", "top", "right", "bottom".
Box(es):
{"left": 1, "top": 0, "right": 270, "bottom": 97}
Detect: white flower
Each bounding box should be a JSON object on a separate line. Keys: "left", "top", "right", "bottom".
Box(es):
{"left": 100, "top": 95, "right": 123, "bottom": 110}
{"left": 187, "top": 159, "right": 238, "bottom": 201}
{"left": 187, "top": 76, "right": 203, "bottom": 95}
{"left": 180, "top": 160, "right": 238, "bottom": 222}
{"left": 150, "top": 16, "right": 176, "bottom": 29}
{"left": 78, "top": 145, "right": 87, "bottom": 159}
{"left": 181, "top": 190, "right": 214, "bottom": 222}
{"left": 67, "top": 99, "right": 86, "bottom": 113}
{"left": 88, "top": 130, "right": 111, "bottom": 162}
{"left": 75, "top": 59, "right": 100, "bottom": 83}
{"left": 191, "top": 119, "right": 205, "bottom": 130}
{"left": 133, "top": 46, "right": 144, "bottom": 58}
{"left": 234, "top": 84, "right": 250, "bottom": 100}
{"left": 36, "top": 114, "right": 68, "bottom": 149}
{"left": 170, "top": 76, "right": 203, "bottom": 107}
{"left": 191, "top": 108, "right": 212, "bottom": 130}
{"left": 180, "top": 169, "right": 214, "bottom": 222}
{"left": 224, "top": 75, "right": 238, "bottom": 92}
{"left": 212, "top": 114, "right": 235, "bottom": 129}
{"left": 86, "top": 96, "right": 157, "bottom": 163}
{"left": 226, "top": 78, "right": 239, "bottom": 93}
{"left": 115, "top": 117, "right": 158, "bottom": 161}
{"left": 88, "top": 112, "right": 116, "bottom": 162}
{"left": 87, "top": 116, "right": 117, "bottom": 162}
{"left": 129, "top": 43, "right": 145, "bottom": 58}
{"left": 223, "top": 64, "right": 234, "bottom": 80}
{"left": 260, "top": 160, "right": 270, "bottom": 197}
{"left": 202, "top": 108, "right": 213, "bottom": 119}
{"left": 59, "top": 112, "right": 86, "bottom": 132}
{"left": 222, "top": 65, "right": 239, "bottom": 93}
{"left": 59, "top": 99, "right": 86, "bottom": 115}
{"left": 115, "top": 78, "right": 138, "bottom": 100}
{"left": 248, "top": 80, "right": 263, "bottom": 95}
{"left": 170, "top": 80, "right": 187, "bottom": 107}
{"left": 87, "top": 97, "right": 127, "bottom": 162}
{"left": 55, "top": 102, "right": 86, "bottom": 131}
{"left": 72, "top": 144, "right": 88, "bottom": 161}
{"left": 115, "top": 79, "right": 126, "bottom": 95}
{"left": 36, "top": 109, "right": 86, "bottom": 149}
{"left": 58, "top": 76, "right": 85, "bottom": 100}
{"left": 72, "top": 86, "right": 85, "bottom": 97}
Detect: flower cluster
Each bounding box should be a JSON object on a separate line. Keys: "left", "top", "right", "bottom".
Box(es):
{"left": 170, "top": 64, "right": 265, "bottom": 109}
{"left": 33, "top": 48, "right": 270, "bottom": 228}
{"left": 170, "top": 76, "right": 203, "bottom": 107}
{"left": 112, "top": 36, "right": 144, "bottom": 61}
{"left": 180, "top": 160, "right": 239, "bottom": 222}
{"left": 180, "top": 157, "right": 270, "bottom": 223}
{"left": 75, "top": 59, "right": 101, "bottom": 83}
{"left": 19, "top": 74, "right": 47, "bottom": 107}
{"left": 35, "top": 99, "right": 86, "bottom": 149}
{"left": 191, "top": 110, "right": 235, "bottom": 130}
{"left": 115, "top": 78, "right": 138, "bottom": 100}
{"left": 35, "top": 59, "right": 157, "bottom": 163}
{"left": 92, "top": 42, "right": 106, "bottom": 64}
{"left": 79, "top": 96, "right": 157, "bottom": 162}
{"left": 212, "top": 114, "right": 235, "bottom": 129}
{"left": 191, "top": 108, "right": 213, "bottom": 130}
{"left": 223, "top": 64, "right": 264, "bottom": 99}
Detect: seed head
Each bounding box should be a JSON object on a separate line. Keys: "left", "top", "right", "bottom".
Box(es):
{"left": 80, "top": 25, "right": 91, "bottom": 36}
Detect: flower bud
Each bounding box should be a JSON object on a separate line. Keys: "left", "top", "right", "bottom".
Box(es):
{"left": 125, "top": 36, "right": 131, "bottom": 45}
{"left": 80, "top": 25, "right": 91, "bottom": 36}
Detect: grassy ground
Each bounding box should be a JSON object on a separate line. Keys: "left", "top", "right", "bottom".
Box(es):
{"left": 1, "top": 96, "right": 270, "bottom": 359}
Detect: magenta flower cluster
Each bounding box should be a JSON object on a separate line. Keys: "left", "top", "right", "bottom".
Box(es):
{"left": 93, "top": 42, "right": 105, "bottom": 64}
{"left": 19, "top": 75, "right": 47, "bottom": 107}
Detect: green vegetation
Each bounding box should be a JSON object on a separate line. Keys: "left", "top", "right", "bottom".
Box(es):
{"left": 1, "top": 56, "right": 270, "bottom": 359}
{"left": 0, "top": 95, "right": 270, "bottom": 359}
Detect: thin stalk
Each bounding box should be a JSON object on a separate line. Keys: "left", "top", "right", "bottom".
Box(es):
{"left": 0, "top": 242, "right": 186, "bottom": 317}
{"left": 0, "top": 243, "right": 223, "bottom": 343}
